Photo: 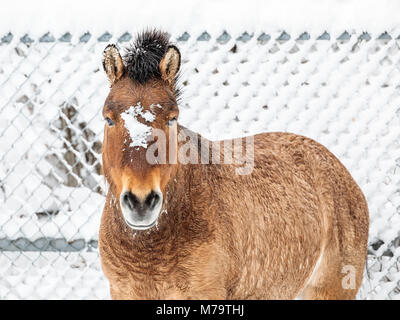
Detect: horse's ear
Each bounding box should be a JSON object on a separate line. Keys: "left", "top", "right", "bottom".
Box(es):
{"left": 159, "top": 45, "right": 181, "bottom": 85}
{"left": 102, "top": 44, "right": 125, "bottom": 85}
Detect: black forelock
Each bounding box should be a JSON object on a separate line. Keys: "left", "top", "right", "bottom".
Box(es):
{"left": 123, "top": 29, "right": 170, "bottom": 84}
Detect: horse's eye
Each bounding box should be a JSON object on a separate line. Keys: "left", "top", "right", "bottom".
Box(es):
{"left": 167, "top": 117, "right": 177, "bottom": 126}
{"left": 105, "top": 117, "right": 114, "bottom": 126}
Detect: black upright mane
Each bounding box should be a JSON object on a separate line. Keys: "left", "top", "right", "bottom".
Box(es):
{"left": 123, "top": 30, "right": 172, "bottom": 85}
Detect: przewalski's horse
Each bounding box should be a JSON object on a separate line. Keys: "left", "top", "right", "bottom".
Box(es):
{"left": 99, "top": 30, "right": 369, "bottom": 299}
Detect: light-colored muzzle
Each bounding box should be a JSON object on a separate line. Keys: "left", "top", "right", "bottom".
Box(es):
{"left": 119, "top": 188, "right": 163, "bottom": 230}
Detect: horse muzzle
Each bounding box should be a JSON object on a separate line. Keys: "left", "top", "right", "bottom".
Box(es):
{"left": 119, "top": 189, "right": 163, "bottom": 230}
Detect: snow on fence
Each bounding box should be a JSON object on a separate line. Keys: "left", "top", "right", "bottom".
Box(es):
{"left": 0, "top": 30, "right": 399, "bottom": 299}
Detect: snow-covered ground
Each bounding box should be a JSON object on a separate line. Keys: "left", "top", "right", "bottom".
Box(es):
{"left": 0, "top": 0, "right": 400, "bottom": 299}
{"left": 0, "top": 251, "right": 109, "bottom": 299}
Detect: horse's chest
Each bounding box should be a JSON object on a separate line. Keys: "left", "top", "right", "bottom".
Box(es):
{"left": 109, "top": 267, "right": 187, "bottom": 299}
{"left": 102, "top": 251, "right": 188, "bottom": 299}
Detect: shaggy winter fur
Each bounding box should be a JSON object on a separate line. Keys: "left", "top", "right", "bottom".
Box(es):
{"left": 99, "top": 30, "right": 369, "bottom": 300}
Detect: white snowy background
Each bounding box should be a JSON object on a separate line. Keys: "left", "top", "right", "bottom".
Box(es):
{"left": 0, "top": 0, "right": 400, "bottom": 299}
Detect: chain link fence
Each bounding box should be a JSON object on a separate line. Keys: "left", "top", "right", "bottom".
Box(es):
{"left": 0, "top": 30, "right": 399, "bottom": 299}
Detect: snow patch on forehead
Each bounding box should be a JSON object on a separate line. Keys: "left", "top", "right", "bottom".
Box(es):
{"left": 121, "top": 102, "right": 155, "bottom": 149}
{"left": 150, "top": 103, "right": 163, "bottom": 111}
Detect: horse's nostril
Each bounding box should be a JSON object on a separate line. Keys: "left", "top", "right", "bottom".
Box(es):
{"left": 145, "top": 191, "right": 160, "bottom": 209}
{"left": 123, "top": 192, "right": 139, "bottom": 211}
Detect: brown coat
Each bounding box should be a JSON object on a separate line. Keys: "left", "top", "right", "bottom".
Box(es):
{"left": 99, "top": 128, "right": 369, "bottom": 299}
